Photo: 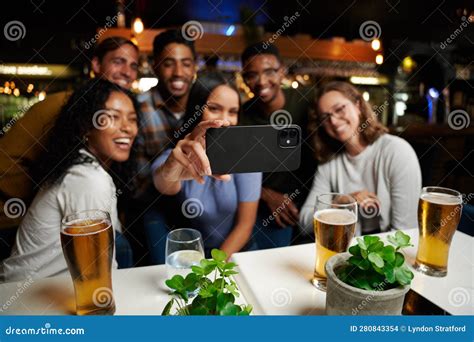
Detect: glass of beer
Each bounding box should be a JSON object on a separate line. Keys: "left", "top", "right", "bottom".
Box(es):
{"left": 312, "top": 193, "right": 357, "bottom": 291}
{"left": 415, "top": 186, "right": 463, "bottom": 277}
{"left": 61, "top": 210, "right": 116, "bottom": 315}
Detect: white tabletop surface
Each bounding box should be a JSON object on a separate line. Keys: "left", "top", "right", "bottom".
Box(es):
{"left": 0, "top": 264, "right": 174, "bottom": 315}
{"left": 1, "top": 229, "right": 471, "bottom": 316}
{"left": 0, "top": 264, "right": 248, "bottom": 315}
{"left": 231, "top": 229, "right": 474, "bottom": 315}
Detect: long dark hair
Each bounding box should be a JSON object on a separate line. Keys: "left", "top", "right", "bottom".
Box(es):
{"left": 32, "top": 79, "right": 140, "bottom": 192}
{"left": 175, "top": 72, "right": 240, "bottom": 141}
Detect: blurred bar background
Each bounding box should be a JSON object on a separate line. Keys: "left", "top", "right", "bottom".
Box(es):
{"left": 1, "top": 0, "right": 473, "bottom": 194}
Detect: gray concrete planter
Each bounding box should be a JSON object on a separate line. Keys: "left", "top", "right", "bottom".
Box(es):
{"left": 325, "top": 253, "right": 410, "bottom": 315}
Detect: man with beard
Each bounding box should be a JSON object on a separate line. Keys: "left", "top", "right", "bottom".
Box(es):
{"left": 130, "top": 29, "right": 197, "bottom": 264}
{"left": 240, "top": 42, "right": 317, "bottom": 249}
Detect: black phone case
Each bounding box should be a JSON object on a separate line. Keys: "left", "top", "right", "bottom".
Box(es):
{"left": 205, "top": 125, "right": 301, "bottom": 174}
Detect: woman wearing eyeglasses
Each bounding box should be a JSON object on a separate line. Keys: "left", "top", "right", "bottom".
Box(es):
{"left": 300, "top": 81, "right": 422, "bottom": 235}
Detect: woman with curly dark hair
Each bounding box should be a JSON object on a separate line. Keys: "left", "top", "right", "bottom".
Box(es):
{"left": 1, "top": 80, "right": 139, "bottom": 282}
{"left": 300, "top": 81, "right": 421, "bottom": 235}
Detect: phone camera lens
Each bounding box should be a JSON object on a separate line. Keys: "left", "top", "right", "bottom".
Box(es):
{"left": 281, "top": 130, "right": 288, "bottom": 138}
{"left": 289, "top": 130, "right": 297, "bottom": 138}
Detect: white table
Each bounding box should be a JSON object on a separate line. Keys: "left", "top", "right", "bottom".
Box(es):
{"left": 0, "top": 264, "right": 248, "bottom": 315}
{"left": 231, "top": 229, "right": 474, "bottom": 315}
{"left": 0, "top": 265, "right": 174, "bottom": 315}
{"left": 1, "top": 229, "right": 471, "bottom": 315}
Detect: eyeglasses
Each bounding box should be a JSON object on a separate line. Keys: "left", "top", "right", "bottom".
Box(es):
{"left": 242, "top": 67, "right": 281, "bottom": 84}
{"left": 318, "top": 104, "right": 349, "bottom": 124}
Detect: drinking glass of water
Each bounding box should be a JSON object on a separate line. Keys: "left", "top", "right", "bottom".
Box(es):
{"left": 165, "top": 228, "right": 205, "bottom": 280}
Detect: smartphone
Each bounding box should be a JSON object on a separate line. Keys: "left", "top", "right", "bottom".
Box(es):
{"left": 205, "top": 125, "right": 301, "bottom": 174}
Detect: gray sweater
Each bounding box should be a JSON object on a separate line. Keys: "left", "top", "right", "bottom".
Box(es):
{"left": 300, "top": 134, "right": 422, "bottom": 235}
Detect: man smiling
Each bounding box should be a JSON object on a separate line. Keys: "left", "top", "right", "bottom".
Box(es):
{"left": 240, "top": 42, "right": 317, "bottom": 249}
{"left": 129, "top": 29, "right": 197, "bottom": 265}
{"left": 133, "top": 29, "right": 197, "bottom": 201}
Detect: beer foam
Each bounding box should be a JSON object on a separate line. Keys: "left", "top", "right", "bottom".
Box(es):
{"left": 421, "top": 192, "right": 462, "bottom": 205}
{"left": 62, "top": 219, "right": 111, "bottom": 236}
{"left": 314, "top": 208, "right": 357, "bottom": 225}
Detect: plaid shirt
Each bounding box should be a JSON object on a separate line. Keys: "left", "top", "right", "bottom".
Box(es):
{"left": 133, "top": 87, "right": 183, "bottom": 202}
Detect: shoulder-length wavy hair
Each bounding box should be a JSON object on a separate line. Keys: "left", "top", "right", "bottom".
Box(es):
{"left": 174, "top": 72, "right": 241, "bottom": 142}
{"left": 32, "top": 79, "right": 140, "bottom": 192}
{"left": 309, "top": 81, "right": 388, "bottom": 163}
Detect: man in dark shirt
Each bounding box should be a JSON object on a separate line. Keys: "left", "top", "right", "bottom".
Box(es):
{"left": 240, "top": 42, "right": 317, "bottom": 248}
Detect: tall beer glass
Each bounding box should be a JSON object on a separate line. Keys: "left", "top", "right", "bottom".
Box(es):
{"left": 415, "top": 186, "right": 462, "bottom": 277}
{"left": 61, "top": 210, "right": 116, "bottom": 315}
{"left": 312, "top": 193, "right": 357, "bottom": 291}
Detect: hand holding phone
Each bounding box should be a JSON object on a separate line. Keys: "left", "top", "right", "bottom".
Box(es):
{"left": 205, "top": 125, "right": 302, "bottom": 174}
{"left": 154, "top": 120, "right": 231, "bottom": 194}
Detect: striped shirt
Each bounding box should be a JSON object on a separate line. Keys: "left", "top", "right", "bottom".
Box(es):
{"left": 133, "top": 87, "right": 183, "bottom": 201}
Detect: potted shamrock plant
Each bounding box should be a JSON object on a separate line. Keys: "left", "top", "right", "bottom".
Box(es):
{"left": 325, "top": 231, "right": 414, "bottom": 315}
{"left": 162, "top": 249, "right": 252, "bottom": 316}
